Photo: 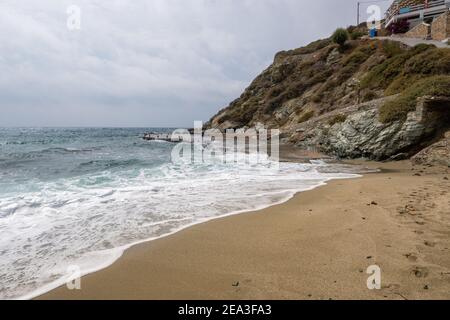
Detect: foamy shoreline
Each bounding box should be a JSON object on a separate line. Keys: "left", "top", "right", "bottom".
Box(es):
{"left": 23, "top": 172, "right": 360, "bottom": 300}
{"left": 37, "top": 160, "right": 450, "bottom": 300}
{"left": 2, "top": 138, "right": 356, "bottom": 300}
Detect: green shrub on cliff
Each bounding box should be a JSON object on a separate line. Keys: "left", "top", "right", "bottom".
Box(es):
{"left": 360, "top": 44, "right": 435, "bottom": 90}
{"left": 347, "top": 24, "right": 368, "bottom": 40}
{"left": 332, "top": 28, "right": 349, "bottom": 47}
{"left": 379, "top": 75, "right": 450, "bottom": 123}
{"left": 298, "top": 110, "right": 315, "bottom": 123}
{"left": 350, "top": 30, "right": 366, "bottom": 40}
{"left": 337, "top": 45, "right": 374, "bottom": 83}
{"left": 403, "top": 48, "right": 450, "bottom": 75}
{"left": 362, "top": 91, "right": 377, "bottom": 102}
{"left": 380, "top": 40, "right": 404, "bottom": 57}
{"left": 385, "top": 47, "right": 450, "bottom": 95}
{"left": 342, "top": 49, "right": 370, "bottom": 66}
{"left": 276, "top": 38, "right": 331, "bottom": 58}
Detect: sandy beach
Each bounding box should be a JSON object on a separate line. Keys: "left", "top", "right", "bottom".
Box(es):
{"left": 37, "top": 160, "right": 450, "bottom": 300}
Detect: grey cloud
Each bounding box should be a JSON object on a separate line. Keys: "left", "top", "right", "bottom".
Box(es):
{"left": 0, "top": 0, "right": 389, "bottom": 127}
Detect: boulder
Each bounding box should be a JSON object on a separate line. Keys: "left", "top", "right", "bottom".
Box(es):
{"left": 411, "top": 131, "right": 450, "bottom": 166}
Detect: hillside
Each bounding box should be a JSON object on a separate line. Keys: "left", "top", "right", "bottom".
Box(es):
{"left": 207, "top": 30, "right": 450, "bottom": 164}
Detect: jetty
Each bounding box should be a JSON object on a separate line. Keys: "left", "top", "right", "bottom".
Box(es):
{"left": 143, "top": 132, "right": 184, "bottom": 143}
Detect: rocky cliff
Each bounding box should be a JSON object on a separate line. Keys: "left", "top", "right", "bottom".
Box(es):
{"left": 207, "top": 32, "right": 450, "bottom": 163}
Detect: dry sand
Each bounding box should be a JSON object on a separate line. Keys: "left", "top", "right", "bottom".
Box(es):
{"left": 38, "top": 161, "right": 450, "bottom": 300}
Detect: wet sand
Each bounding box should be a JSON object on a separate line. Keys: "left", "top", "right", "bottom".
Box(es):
{"left": 38, "top": 161, "right": 450, "bottom": 300}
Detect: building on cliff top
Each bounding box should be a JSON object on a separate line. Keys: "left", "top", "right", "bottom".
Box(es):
{"left": 385, "top": 0, "right": 450, "bottom": 29}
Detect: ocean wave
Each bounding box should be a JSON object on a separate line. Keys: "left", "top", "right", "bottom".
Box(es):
{"left": 0, "top": 158, "right": 360, "bottom": 300}
{"left": 0, "top": 128, "right": 363, "bottom": 300}
{"left": 78, "top": 159, "right": 142, "bottom": 170}
{"left": 1, "top": 147, "right": 94, "bottom": 162}
{"left": 36, "top": 147, "right": 93, "bottom": 155}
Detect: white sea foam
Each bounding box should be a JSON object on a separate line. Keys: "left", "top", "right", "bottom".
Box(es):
{"left": 0, "top": 158, "right": 361, "bottom": 300}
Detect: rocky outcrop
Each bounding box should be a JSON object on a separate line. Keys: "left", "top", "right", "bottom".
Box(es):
{"left": 207, "top": 34, "right": 450, "bottom": 161}
{"left": 292, "top": 96, "right": 450, "bottom": 160}
{"left": 207, "top": 37, "right": 359, "bottom": 131}
{"left": 412, "top": 131, "right": 450, "bottom": 166}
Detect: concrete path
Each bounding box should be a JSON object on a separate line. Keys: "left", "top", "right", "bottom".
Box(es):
{"left": 376, "top": 36, "right": 449, "bottom": 48}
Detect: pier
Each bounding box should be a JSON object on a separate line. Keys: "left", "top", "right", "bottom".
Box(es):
{"left": 142, "top": 132, "right": 184, "bottom": 142}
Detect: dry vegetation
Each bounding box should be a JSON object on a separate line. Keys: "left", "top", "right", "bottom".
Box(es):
{"left": 328, "top": 114, "right": 347, "bottom": 126}
{"left": 209, "top": 29, "right": 450, "bottom": 129}
{"left": 360, "top": 42, "right": 450, "bottom": 122}
{"left": 379, "top": 75, "right": 450, "bottom": 123}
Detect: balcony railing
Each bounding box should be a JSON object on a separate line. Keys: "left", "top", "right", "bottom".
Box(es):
{"left": 385, "top": 0, "right": 448, "bottom": 27}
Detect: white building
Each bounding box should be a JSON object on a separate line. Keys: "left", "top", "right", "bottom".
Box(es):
{"left": 385, "top": 0, "right": 450, "bottom": 29}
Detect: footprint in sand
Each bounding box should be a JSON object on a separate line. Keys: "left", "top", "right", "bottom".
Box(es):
{"left": 383, "top": 283, "right": 401, "bottom": 290}
{"left": 411, "top": 266, "right": 429, "bottom": 278}
{"left": 424, "top": 241, "right": 436, "bottom": 248}
{"left": 404, "top": 253, "right": 418, "bottom": 262}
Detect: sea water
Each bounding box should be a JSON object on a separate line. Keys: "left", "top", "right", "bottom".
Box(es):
{"left": 0, "top": 127, "right": 360, "bottom": 299}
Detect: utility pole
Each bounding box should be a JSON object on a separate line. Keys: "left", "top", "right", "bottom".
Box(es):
{"left": 357, "top": 2, "right": 360, "bottom": 26}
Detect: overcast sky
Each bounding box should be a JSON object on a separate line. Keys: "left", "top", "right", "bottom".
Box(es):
{"left": 0, "top": 0, "right": 390, "bottom": 127}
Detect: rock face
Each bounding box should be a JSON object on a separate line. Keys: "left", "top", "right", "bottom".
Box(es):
{"left": 293, "top": 96, "right": 450, "bottom": 160}
{"left": 207, "top": 37, "right": 359, "bottom": 131}
{"left": 412, "top": 131, "right": 450, "bottom": 166}
{"left": 207, "top": 35, "right": 450, "bottom": 161}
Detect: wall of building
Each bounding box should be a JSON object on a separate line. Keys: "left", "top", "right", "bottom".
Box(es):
{"left": 386, "top": 0, "right": 425, "bottom": 16}
{"left": 405, "top": 22, "right": 431, "bottom": 38}
{"left": 431, "top": 11, "right": 450, "bottom": 40}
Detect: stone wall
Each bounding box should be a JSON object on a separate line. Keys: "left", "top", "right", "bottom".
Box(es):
{"left": 405, "top": 22, "right": 430, "bottom": 39}
{"left": 431, "top": 11, "right": 450, "bottom": 41}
